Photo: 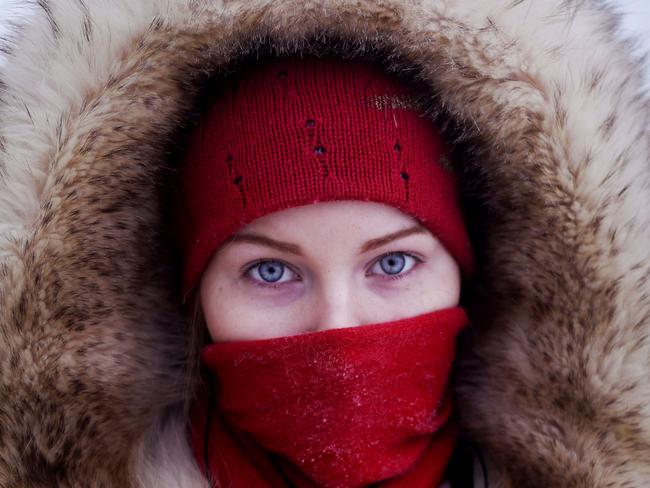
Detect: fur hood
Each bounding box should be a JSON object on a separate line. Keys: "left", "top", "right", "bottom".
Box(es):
{"left": 0, "top": 0, "right": 649, "bottom": 486}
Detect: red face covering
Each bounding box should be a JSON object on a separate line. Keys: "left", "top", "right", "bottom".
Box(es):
{"left": 190, "top": 306, "right": 469, "bottom": 487}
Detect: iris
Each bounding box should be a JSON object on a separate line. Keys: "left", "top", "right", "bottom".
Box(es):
{"left": 378, "top": 253, "right": 406, "bottom": 275}
{"left": 257, "top": 261, "right": 284, "bottom": 282}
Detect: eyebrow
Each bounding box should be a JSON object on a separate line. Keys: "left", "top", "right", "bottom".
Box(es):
{"left": 228, "top": 224, "right": 427, "bottom": 256}
{"left": 359, "top": 224, "right": 427, "bottom": 253}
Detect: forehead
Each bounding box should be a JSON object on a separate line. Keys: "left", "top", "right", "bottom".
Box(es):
{"left": 204, "top": 199, "right": 438, "bottom": 279}
{"left": 241, "top": 200, "right": 420, "bottom": 238}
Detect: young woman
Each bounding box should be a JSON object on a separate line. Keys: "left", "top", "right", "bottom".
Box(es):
{"left": 177, "top": 55, "right": 476, "bottom": 486}
{"left": 1, "top": 0, "right": 648, "bottom": 486}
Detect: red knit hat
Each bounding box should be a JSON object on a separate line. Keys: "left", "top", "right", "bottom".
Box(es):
{"left": 177, "top": 55, "right": 474, "bottom": 299}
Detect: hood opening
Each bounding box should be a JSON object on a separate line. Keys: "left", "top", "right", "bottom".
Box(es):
{"left": 158, "top": 34, "right": 490, "bottom": 439}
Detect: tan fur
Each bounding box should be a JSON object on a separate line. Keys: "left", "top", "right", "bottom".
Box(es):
{"left": 0, "top": 0, "right": 648, "bottom": 486}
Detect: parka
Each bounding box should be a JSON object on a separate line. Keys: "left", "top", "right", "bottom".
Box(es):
{"left": 0, "top": 0, "right": 649, "bottom": 487}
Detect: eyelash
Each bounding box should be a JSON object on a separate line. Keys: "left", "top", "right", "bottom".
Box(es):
{"left": 242, "top": 251, "right": 424, "bottom": 290}
{"left": 244, "top": 260, "right": 301, "bottom": 290}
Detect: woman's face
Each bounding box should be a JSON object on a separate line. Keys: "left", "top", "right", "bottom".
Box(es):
{"left": 200, "top": 200, "right": 461, "bottom": 341}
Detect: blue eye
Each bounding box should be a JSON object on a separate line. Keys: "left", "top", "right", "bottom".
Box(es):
{"left": 254, "top": 261, "right": 284, "bottom": 282}
{"left": 379, "top": 253, "right": 405, "bottom": 274}
{"left": 247, "top": 260, "right": 297, "bottom": 285}
{"left": 369, "top": 252, "right": 419, "bottom": 277}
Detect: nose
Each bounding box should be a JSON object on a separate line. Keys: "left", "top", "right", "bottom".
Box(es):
{"left": 312, "top": 279, "right": 361, "bottom": 332}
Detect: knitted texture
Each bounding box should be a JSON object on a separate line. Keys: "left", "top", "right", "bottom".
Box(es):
{"left": 178, "top": 55, "right": 475, "bottom": 296}
{"left": 191, "top": 306, "right": 469, "bottom": 487}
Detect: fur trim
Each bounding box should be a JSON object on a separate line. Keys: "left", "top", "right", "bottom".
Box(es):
{"left": 0, "top": 0, "right": 648, "bottom": 486}
{"left": 133, "top": 406, "right": 209, "bottom": 488}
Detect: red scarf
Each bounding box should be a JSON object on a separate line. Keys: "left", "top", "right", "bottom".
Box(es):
{"left": 189, "top": 307, "right": 469, "bottom": 487}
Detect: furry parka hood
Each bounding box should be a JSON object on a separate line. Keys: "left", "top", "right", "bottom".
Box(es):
{"left": 0, "top": 0, "right": 648, "bottom": 487}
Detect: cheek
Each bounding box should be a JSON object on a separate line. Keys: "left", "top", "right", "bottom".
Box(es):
{"left": 417, "top": 257, "right": 461, "bottom": 309}
{"left": 200, "top": 279, "right": 234, "bottom": 341}
{"left": 201, "top": 279, "right": 308, "bottom": 341}
{"left": 367, "top": 262, "right": 460, "bottom": 316}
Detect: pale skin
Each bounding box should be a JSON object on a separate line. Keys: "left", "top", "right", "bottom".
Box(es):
{"left": 200, "top": 200, "right": 461, "bottom": 342}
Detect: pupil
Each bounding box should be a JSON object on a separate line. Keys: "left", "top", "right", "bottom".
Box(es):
{"left": 380, "top": 253, "right": 405, "bottom": 275}
{"left": 260, "top": 262, "right": 283, "bottom": 282}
